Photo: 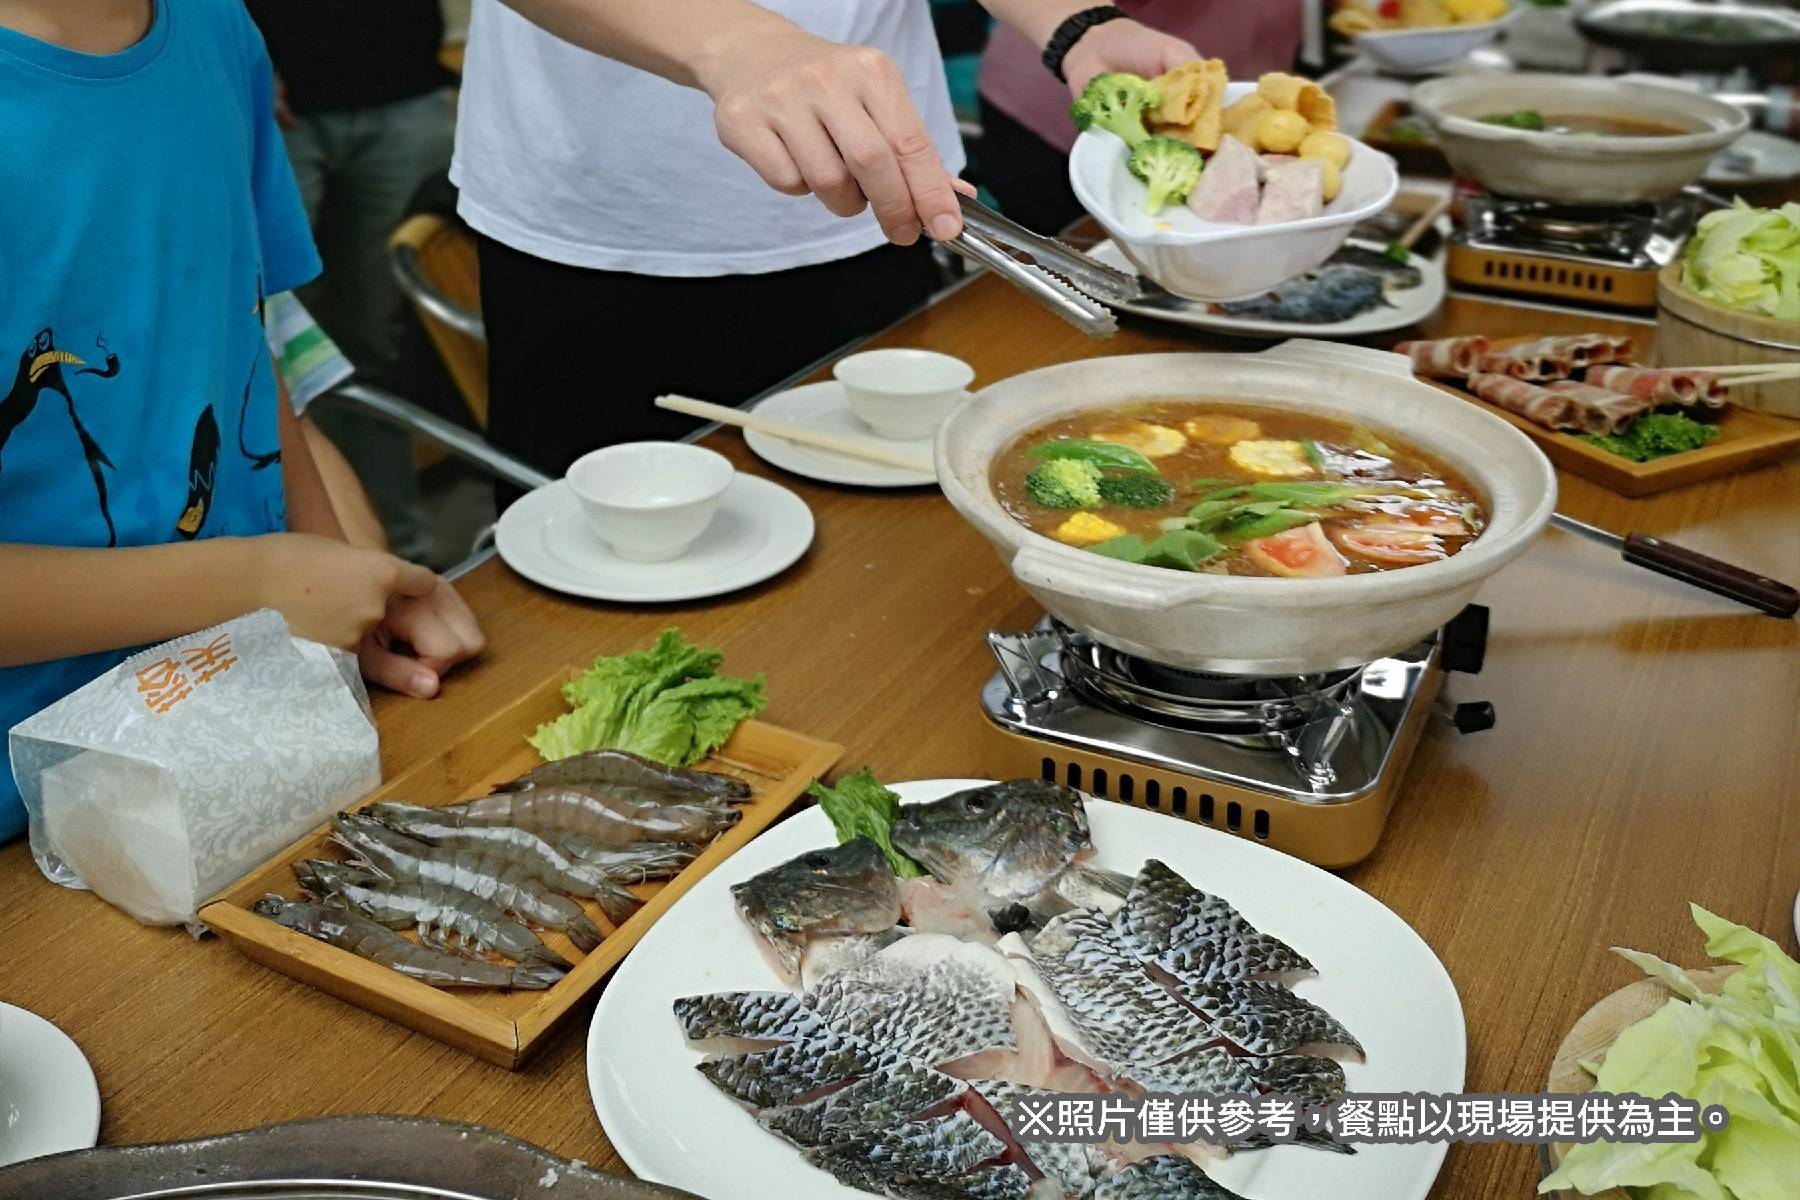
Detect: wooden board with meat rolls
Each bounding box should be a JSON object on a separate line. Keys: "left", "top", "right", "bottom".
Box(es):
{"left": 1395, "top": 334, "right": 1800, "bottom": 497}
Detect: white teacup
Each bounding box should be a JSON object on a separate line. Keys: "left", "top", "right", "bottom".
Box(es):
{"left": 565, "top": 442, "right": 734, "bottom": 563}
{"left": 833, "top": 349, "right": 975, "bottom": 441}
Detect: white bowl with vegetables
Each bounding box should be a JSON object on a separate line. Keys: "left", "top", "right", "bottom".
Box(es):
{"left": 1069, "top": 79, "right": 1400, "bottom": 302}
{"left": 934, "top": 342, "right": 1556, "bottom": 675}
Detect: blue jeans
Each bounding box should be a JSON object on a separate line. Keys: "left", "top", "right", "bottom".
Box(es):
{"left": 284, "top": 88, "right": 455, "bottom": 561}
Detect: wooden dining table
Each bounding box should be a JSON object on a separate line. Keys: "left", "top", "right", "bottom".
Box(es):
{"left": 1, "top": 268, "right": 1795, "bottom": 1200}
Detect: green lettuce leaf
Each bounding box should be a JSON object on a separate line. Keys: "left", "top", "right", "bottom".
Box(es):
{"left": 807, "top": 768, "right": 926, "bottom": 878}
{"left": 527, "top": 629, "right": 766, "bottom": 766}
{"left": 1682, "top": 199, "right": 1800, "bottom": 319}
{"left": 1539, "top": 906, "right": 1800, "bottom": 1200}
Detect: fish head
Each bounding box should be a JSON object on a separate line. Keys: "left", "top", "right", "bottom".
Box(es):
{"left": 890, "top": 780, "right": 1091, "bottom": 903}
{"left": 730, "top": 838, "right": 901, "bottom": 979}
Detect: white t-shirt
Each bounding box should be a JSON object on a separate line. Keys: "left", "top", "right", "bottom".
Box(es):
{"left": 451, "top": 0, "right": 967, "bottom": 277}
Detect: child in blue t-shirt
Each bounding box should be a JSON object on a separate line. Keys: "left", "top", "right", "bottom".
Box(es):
{"left": 0, "top": 0, "right": 487, "bottom": 839}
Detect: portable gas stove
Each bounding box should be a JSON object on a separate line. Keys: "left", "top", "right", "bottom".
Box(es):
{"left": 1447, "top": 190, "right": 1721, "bottom": 310}
{"left": 979, "top": 606, "right": 1494, "bottom": 868}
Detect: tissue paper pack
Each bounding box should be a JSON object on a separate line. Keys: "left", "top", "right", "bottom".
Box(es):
{"left": 10, "top": 609, "right": 380, "bottom": 928}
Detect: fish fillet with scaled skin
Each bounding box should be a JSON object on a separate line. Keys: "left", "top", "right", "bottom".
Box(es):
{"left": 801, "top": 1110, "right": 1007, "bottom": 1194}
{"left": 1092, "top": 1156, "right": 1250, "bottom": 1200}
{"left": 1116, "top": 860, "right": 1313, "bottom": 984}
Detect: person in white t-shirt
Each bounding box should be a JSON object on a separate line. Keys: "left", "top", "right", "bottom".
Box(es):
{"left": 454, "top": 1, "right": 1194, "bottom": 479}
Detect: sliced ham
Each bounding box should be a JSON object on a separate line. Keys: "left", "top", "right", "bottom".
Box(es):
{"left": 1546, "top": 380, "right": 1658, "bottom": 436}
{"left": 1255, "top": 159, "right": 1324, "bottom": 225}
{"left": 1396, "top": 336, "right": 1491, "bottom": 380}
{"left": 1467, "top": 372, "right": 1583, "bottom": 432}
{"left": 1586, "top": 365, "right": 1727, "bottom": 409}
{"left": 1185, "top": 134, "right": 1260, "bottom": 224}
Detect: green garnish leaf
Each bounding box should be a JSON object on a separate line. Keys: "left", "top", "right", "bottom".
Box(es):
{"left": 1143, "top": 529, "right": 1224, "bottom": 571}
{"left": 1481, "top": 110, "right": 1545, "bottom": 131}
{"left": 1086, "top": 534, "right": 1151, "bottom": 563}
{"left": 528, "top": 629, "right": 767, "bottom": 766}
{"left": 807, "top": 768, "right": 926, "bottom": 879}
{"left": 1301, "top": 440, "right": 1328, "bottom": 470}
{"left": 1382, "top": 241, "right": 1411, "bottom": 266}
{"left": 1029, "top": 438, "right": 1158, "bottom": 474}
{"left": 1196, "top": 485, "right": 1253, "bottom": 503}
{"left": 1219, "top": 508, "right": 1322, "bottom": 542}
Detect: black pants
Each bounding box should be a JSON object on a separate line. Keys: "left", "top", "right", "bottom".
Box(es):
{"left": 476, "top": 234, "right": 941, "bottom": 484}
{"left": 975, "top": 95, "right": 1087, "bottom": 238}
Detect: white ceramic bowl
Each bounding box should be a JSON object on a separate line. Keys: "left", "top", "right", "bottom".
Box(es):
{"left": 833, "top": 348, "right": 975, "bottom": 441}
{"left": 1352, "top": 8, "right": 1520, "bottom": 73}
{"left": 564, "top": 442, "right": 734, "bottom": 563}
{"left": 1411, "top": 73, "right": 1748, "bottom": 204}
{"left": 1068, "top": 82, "right": 1400, "bottom": 302}
{"left": 934, "top": 341, "right": 1557, "bottom": 675}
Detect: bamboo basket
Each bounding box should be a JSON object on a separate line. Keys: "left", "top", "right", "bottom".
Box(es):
{"left": 1657, "top": 262, "right": 1800, "bottom": 419}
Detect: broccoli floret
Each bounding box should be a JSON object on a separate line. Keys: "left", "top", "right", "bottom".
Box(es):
{"left": 1071, "top": 72, "right": 1162, "bottom": 150}
{"left": 1097, "top": 473, "right": 1177, "bottom": 509}
{"left": 1127, "top": 136, "right": 1204, "bottom": 216}
{"left": 1025, "top": 459, "right": 1103, "bottom": 509}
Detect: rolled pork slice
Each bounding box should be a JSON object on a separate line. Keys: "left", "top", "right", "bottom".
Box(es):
{"left": 1586, "top": 365, "right": 1726, "bottom": 409}
{"left": 1546, "top": 380, "right": 1658, "bottom": 436}
{"left": 1186, "top": 134, "right": 1261, "bottom": 225}
{"left": 1467, "top": 372, "right": 1583, "bottom": 432}
{"left": 1255, "top": 160, "right": 1324, "bottom": 226}
{"left": 1395, "top": 336, "right": 1491, "bottom": 380}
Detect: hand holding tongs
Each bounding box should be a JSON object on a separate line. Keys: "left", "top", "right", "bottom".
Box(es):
{"left": 945, "top": 194, "right": 1151, "bottom": 339}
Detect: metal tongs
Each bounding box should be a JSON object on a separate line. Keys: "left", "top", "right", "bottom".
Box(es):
{"left": 947, "top": 194, "right": 1147, "bottom": 339}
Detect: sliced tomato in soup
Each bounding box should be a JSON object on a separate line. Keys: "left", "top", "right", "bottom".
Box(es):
{"left": 1243, "top": 523, "right": 1348, "bottom": 578}
{"left": 1331, "top": 524, "right": 1447, "bottom": 566}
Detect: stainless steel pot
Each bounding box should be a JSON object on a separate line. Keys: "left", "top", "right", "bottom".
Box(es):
{"left": 934, "top": 342, "right": 1557, "bottom": 675}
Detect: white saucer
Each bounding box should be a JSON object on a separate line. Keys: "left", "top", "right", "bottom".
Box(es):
{"left": 495, "top": 474, "right": 814, "bottom": 603}
{"left": 743, "top": 382, "right": 937, "bottom": 489}
{"left": 1706, "top": 130, "right": 1800, "bottom": 188}
{"left": 0, "top": 1002, "right": 100, "bottom": 1166}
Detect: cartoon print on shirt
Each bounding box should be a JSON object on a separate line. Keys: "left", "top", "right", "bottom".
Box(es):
{"left": 237, "top": 276, "right": 280, "bottom": 472}
{"left": 0, "top": 328, "right": 124, "bottom": 546}
{"left": 176, "top": 405, "right": 222, "bottom": 538}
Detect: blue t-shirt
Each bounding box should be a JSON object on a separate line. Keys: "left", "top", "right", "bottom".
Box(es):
{"left": 0, "top": 1, "right": 320, "bottom": 838}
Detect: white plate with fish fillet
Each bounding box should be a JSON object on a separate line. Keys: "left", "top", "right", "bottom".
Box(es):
{"left": 1086, "top": 239, "right": 1445, "bottom": 337}
{"left": 588, "top": 780, "right": 1465, "bottom": 1200}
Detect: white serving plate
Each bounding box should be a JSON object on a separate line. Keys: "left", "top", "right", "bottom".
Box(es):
{"left": 1087, "top": 238, "right": 1445, "bottom": 336}
{"left": 1704, "top": 129, "right": 1800, "bottom": 188}
{"left": 589, "top": 780, "right": 1466, "bottom": 1200}
{"left": 495, "top": 475, "right": 813, "bottom": 603}
{"left": 1352, "top": 8, "right": 1520, "bottom": 74}
{"left": 0, "top": 1002, "right": 101, "bottom": 1167}
{"left": 1069, "top": 82, "right": 1400, "bottom": 303}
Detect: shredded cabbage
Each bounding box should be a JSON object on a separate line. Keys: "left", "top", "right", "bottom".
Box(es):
{"left": 1680, "top": 199, "right": 1800, "bottom": 320}
{"left": 1538, "top": 904, "right": 1800, "bottom": 1200}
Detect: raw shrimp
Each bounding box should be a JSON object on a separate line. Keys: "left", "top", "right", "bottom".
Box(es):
{"left": 252, "top": 896, "right": 563, "bottom": 990}
{"left": 362, "top": 802, "right": 643, "bottom": 923}
{"left": 504, "top": 749, "right": 752, "bottom": 805}
{"left": 292, "top": 859, "right": 573, "bottom": 970}
{"left": 432, "top": 785, "right": 739, "bottom": 847}
{"left": 545, "top": 834, "right": 698, "bottom": 883}
{"left": 330, "top": 814, "right": 607, "bottom": 951}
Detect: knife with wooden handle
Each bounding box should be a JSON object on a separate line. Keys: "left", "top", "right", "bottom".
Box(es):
{"left": 1553, "top": 514, "right": 1800, "bottom": 617}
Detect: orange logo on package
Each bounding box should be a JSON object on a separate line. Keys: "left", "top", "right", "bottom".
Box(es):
{"left": 135, "top": 633, "right": 237, "bottom": 713}
{"left": 135, "top": 658, "right": 193, "bottom": 714}
{"left": 182, "top": 633, "right": 238, "bottom": 684}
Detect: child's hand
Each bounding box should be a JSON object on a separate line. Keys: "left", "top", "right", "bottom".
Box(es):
{"left": 253, "top": 532, "right": 439, "bottom": 650}
{"left": 359, "top": 577, "right": 487, "bottom": 699}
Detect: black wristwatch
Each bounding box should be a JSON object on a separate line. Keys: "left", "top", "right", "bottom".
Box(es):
{"left": 1042, "top": 6, "right": 1128, "bottom": 83}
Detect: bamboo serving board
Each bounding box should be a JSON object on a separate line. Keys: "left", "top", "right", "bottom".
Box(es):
{"left": 199, "top": 673, "right": 842, "bottom": 1069}
{"left": 1427, "top": 336, "right": 1800, "bottom": 497}
{"left": 1538, "top": 965, "right": 1737, "bottom": 1200}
